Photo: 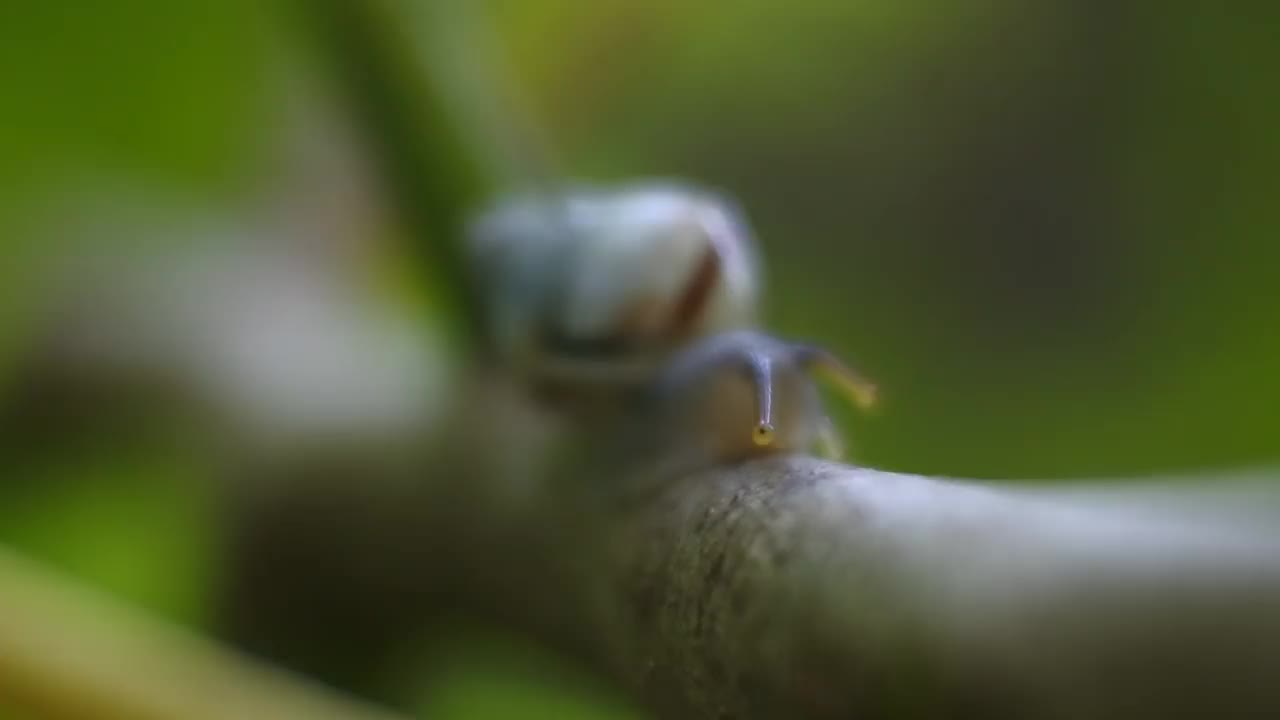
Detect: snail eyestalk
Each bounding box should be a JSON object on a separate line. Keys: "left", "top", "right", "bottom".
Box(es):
{"left": 748, "top": 354, "right": 776, "bottom": 447}
{"left": 797, "top": 347, "right": 879, "bottom": 411}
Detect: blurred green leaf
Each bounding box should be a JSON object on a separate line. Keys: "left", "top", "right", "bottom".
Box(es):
{"left": 408, "top": 627, "right": 644, "bottom": 720}
{"left": 0, "top": 1, "right": 269, "bottom": 194}
{"left": 0, "top": 447, "right": 213, "bottom": 626}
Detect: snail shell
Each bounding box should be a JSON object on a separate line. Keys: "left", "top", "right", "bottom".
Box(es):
{"left": 466, "top": 181, "right": 762, "bottom": 395}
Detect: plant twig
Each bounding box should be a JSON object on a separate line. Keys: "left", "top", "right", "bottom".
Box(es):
{"left": 431, "top": 443, "right": 1280, "bottom": 718}
{"left": 238, "top": 375, "right": 1280, "bottom": 719}
{"left": 579, "top": 458, "right": 1280, "bottom": 718}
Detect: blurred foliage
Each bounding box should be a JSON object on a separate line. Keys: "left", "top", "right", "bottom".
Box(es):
{"left": 405, "top": 626, "right": 645, "bottom": 720}
{"left": 0, "top": 0, "right": 265, "bottom": 607}
{"left": 1, "top": 0, "right": 1279, "bottom": 718}
{"left": 0, "top": 1, "right": 269, "bottom": 209}
{"left": 0, "top": 444, "right": 212, "bottom": 624}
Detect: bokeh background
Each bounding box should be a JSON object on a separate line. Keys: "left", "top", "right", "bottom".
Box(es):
{"left": 2, "top": 1, "right": 1279, "bottom": 717}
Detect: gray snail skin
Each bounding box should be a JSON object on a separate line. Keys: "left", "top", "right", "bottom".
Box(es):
{"left": 609, "top": 330, "right": 878, "bottom": 485}
{"left": 466, "top": 182, "right": 762, "bottom": 398}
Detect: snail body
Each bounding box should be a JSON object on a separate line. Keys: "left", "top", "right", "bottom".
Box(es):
{"left": 466, "top": 181, "right": 761, "bottom": 398}
{"left": 609, "top": 330, "right": 877, "bottom": 482}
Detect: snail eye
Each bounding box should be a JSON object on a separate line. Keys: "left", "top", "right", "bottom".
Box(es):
{"left": 752, "top": 422, "right": 776, "bottom": 447}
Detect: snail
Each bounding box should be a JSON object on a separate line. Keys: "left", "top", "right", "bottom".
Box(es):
{"left": 467, "top": 183, "right": 879, "bottom": 480}
{"left": 466, "top": 181, "right": 762, "bottom": 400}
{"left": 607, "top": 329, "right": 878, "bottom": 484}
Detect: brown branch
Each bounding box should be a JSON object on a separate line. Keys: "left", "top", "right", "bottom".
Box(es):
{"left": 315, "top": 378, "right": 1280, "bottom": 719}
{"left": 575, "top": 458, "right": 1280, "bottom": 718}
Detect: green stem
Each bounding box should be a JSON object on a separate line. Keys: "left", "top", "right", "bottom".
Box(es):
{"left": 293, "top": 0, "right": 493, "bottom": 340}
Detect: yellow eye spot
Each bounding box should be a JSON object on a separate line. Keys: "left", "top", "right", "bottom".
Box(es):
{"left": 752, "top": 422, "right": 776, "bottom": 447}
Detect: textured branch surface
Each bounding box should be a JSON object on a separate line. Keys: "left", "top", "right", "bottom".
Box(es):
{"left": 585, "top": 459, "right": 1280, "bottom": 718}
{"left": 351, "top": 380, "right": 1280, "bottom": 720}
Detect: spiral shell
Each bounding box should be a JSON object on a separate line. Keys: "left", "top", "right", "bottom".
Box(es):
{"left": 466, "top": 181, "right": 762, "bottom": 391}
